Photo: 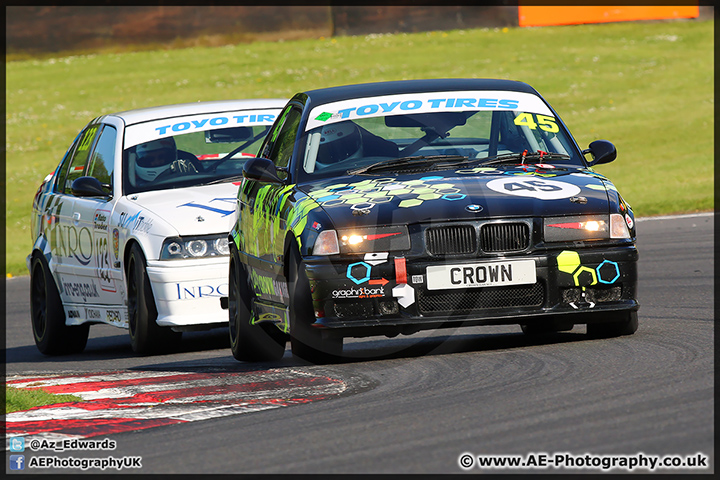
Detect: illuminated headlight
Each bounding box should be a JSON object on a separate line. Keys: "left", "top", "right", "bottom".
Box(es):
{"left": 338, "top": 226, "right": 411, "bottom": 254}
{"left": 312, "top": 226, "right": 411, "bottom": 255}
{"left": 544, "top": 215, "right": 628, "bottom": 242}
{"left": 160, "top": 234, "right": 230, "bottom": 259}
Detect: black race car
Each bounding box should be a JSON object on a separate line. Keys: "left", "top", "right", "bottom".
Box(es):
{"left": 226, "top": 78, "right": 638, "bottom": 363}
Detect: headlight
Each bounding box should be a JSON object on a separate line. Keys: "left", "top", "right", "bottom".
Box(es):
{"left": 313, "top": 225, "right": 410, "bottom": 255}
{"left": 313, "top": 230, "right": 340, "bottom": 255}
{"left": 544, "top": 214, "right": 629, "bottom": 242}
{"left": 312, "top": 226, "right": 411, "bottom": 255}
{"left": 160, "top": 234, "right": 230, "bottom": 259}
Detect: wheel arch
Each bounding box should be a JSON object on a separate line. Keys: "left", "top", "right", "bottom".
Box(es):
{"left": 282, "top": 231, "right": 301, "bottom": 281}
{"left": 123, "top": 238, "right": 160, "bottom": 317}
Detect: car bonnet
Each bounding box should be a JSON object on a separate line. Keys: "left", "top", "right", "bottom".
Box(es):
{"left": 124, "top": 182, "right": 240, "bottom": 236}
{"left": 301, "top": 167, "right": 613, "bottom": 228}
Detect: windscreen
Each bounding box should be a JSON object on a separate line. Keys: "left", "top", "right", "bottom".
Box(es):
{"left": 298, "top": 91, "right": 582, "bottom": 179}
{"left": 122, "top": 109, "right": 280, "bottom": 194}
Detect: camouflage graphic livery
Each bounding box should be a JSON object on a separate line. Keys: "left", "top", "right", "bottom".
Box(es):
{"left": 226, "top": 79, "right": 639, "bottom": 363}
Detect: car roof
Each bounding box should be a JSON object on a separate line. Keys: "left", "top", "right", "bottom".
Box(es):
{"left": 107, "top": 98, "right": 287, "bottom": 126}
{"left": 300, "top": 78, "right": 539, "bottom": 105}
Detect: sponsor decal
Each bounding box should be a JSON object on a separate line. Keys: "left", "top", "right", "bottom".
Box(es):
{"left": 95, "top": 231, "right": 116, "bottom": 292}
{"left": 85, "top": 308, "right": 102, "bottom": 320}
{"left": 133, "top": 217, "right": 153, "bottom": 234}
{"left": 332, "top": 286, "right": 386, "bottom": 299}
{"left": 106, "top": 310, "right": 123, "bottom": 325}
{"left": 67, "top": 309, "right": 81, "bottom": 319}
{"left": 46, "top": 223, "right": 94, "bottom": 266}
{"left": 118, "top": 211, "right": 153, "bottom": 233}
{"left": 62, "top": 281, "right": 100, "bottom": 300}
{"left": 118, "top": 211, "right": 141, "bottom": 230}
{"left": 175, "top": 283, "right": 229, "bottom": 300}
{"left": 249, "top": 270, "right": 289, "bottom": 299}
{"left": 625, "top": 214, "right": 634, "bottom": 229}
{"left": 307, "top": 90, "right": 552, "bottom": 130}
{"left": 123, "top": 109, "right": 280, "bottom": 148}
{"left": 112, "top": 229, "right": 120, "bottom": 260}
{"left": 93, "top": 209, "right": 110, "bottom": 231}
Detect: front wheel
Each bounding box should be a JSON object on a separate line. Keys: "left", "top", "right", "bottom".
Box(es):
{"left": 228, "top": 250, "right": 286, "bottom": 361}
{"left": 287, "top": 245, "right": 342, "bottom": 364}
{"left": 126, "top": 243, "right": 180, "bottom": 354}
{"left": 587, "top": 311, "right": 638, "bottom": 338}
{"left": 30, "top": 254, "right": 89, "bottom": 355}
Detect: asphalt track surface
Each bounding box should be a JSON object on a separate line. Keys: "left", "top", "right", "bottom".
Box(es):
{"left": 4, "top": 213, "right": 714, "bottom": 474}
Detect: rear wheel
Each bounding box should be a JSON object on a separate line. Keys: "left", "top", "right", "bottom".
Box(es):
{"left": 127, "top": 243, "right": 180, "bottom": 354}
{"left": 587, "top": 311, "right": 638, "bottom": 338}
{"left": 228, "top": 249, "right": 286, "bottom": 361}
{"left": 30, "top": 254, "right": 89, "bottom": 355}
{"left": 288, "top": 245, "right": 342, "bottom": 363}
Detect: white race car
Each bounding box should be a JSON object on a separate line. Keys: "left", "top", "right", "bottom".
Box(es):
{"left": 28, "top": 99, "right": 286, "bottom": 354}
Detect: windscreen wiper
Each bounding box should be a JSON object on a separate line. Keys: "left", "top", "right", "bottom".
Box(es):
{"left": 208, "top": 127, "right": 270, "bottom": 172}
{"left": 481, "top": 150, "right": 571, "bottom": 166}
{"left": 348, "top": 155, "right": 469, "bottom": 175}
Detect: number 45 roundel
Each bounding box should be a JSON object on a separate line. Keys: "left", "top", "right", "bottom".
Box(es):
{"left": 486, "top": 178, "right": 581, "bottom": 200}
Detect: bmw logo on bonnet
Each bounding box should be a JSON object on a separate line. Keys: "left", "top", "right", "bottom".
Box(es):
{"left": 465, "top": 204, "right": 483, "bottom": 212}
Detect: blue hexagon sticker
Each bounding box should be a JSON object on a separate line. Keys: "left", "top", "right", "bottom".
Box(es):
{"left": 596, "top": 260, "right": 620, "bottom": 284}
{"left": 347, "top": 262, "right": 371, "bottom": 285}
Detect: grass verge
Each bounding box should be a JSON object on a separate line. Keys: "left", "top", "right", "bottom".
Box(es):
{"left": 6, "top": 385, "right": 83, "bottom": 414}
{"left": 5, "top": 19, "right": 713, "bottom": 277}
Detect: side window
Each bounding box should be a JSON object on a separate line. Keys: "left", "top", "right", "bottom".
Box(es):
{"left": 58, "top": 124, "right": 100, "bottom": 194}
{"left": 87, "top": 125, "right": 117, "bottom": 188}
{"left": 259, "top": 105, "right": 292, "bottom": 160}
{"left": 267, "top": 107, "right": 302, "bottom": 170}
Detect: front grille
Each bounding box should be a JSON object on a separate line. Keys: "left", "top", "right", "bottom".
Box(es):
{"left": 480, "top": 223, "right": 530, "bottom": 252}
{"left": 426, "top": 225, "right": 476, "bottom": 255}
{"left": 418, "top": 282, "right": 544, "bottom": 314}
{"left": 332, "top": 301, "right": 374, "bottom": 319}
{"left": 561, "top": 286, "right": 622, "bottom": 304}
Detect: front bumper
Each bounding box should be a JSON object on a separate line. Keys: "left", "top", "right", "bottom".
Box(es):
{"left": 146, "top": 257, "right": 230, "bottom": 328}
{"left": 304, "top": 245, "right": 638, "bottom": 337}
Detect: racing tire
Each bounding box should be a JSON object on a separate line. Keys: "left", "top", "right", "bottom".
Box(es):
{"left": 126, "top": 243, "right": 181, "bottom": 354}
{"left": 586, "top": 310, "right": 638, "bottom": 338}
{"left": 30, "top": 254, "right": 89, "bottom": 355}
{"left": 228, "top": 249, "right": 286, "bottom": 362}
{"left": 288, "top": 245, "right": 342, "bottom": 364}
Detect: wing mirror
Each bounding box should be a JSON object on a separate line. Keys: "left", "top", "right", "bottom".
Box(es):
{"left": 71, "top": 176, "right": 112, "bottom": 198}
{"left": 242, "top": 157, "right": 284, "bottom": 184}
{"left": 583, "top": 140, "right": 617, "bottom": 167}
